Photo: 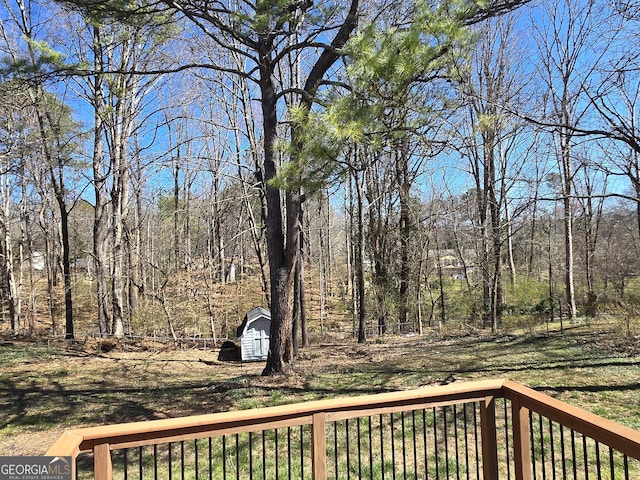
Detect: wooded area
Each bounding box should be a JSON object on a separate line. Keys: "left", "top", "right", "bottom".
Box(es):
{"left": 1, "top": 0, "right": 639, "bottom": 374}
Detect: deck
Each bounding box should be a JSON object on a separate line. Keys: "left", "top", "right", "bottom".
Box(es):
{"left": 46, "top": 379, "right": 640, "bottom": 479}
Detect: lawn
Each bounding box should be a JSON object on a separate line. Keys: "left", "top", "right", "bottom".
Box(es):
{"left": 1, "top": 317, "right": 639, "bottom": 455}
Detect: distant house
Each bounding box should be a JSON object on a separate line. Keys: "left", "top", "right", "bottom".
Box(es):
{"left": 236, "top": 307, "right": 271, "bottom": 362}
{"left": 73, "top": 257, "right": 91, "bottom": 271}
{"left": 30, "top": 252, "right": 45, "bottom": 271}
{"left": 427, "top": 249, "right": 476, "bottom": 280}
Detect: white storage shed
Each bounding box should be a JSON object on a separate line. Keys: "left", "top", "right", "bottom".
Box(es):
{"left": 236, "top": 307, "right": 271, "bottom": 362}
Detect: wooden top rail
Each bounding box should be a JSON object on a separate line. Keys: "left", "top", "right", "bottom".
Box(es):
{"left": 46, "top": 378, "right": 504, "bottom": 456}
{"left": 503, "top": 380, "right": 640, "bottom": 461}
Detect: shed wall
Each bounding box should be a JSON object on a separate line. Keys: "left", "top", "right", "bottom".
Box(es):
{"left": 240, "top": 318, "right": 270, "bottom": 361}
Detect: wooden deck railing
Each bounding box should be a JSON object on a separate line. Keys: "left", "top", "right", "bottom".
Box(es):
{"left": 46, "top": 379, "right": 640, "bottom": 479}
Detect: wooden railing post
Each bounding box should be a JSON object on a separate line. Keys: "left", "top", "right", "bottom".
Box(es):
{"left": 45, "top": 430, "right": 83, "bottom": 479}
{"left": 511, "top": 394, "right": 533, "bottom": 480}
{"left": 93, "top": 442, "right": 113, "bottom": 480}
{"left": 312, "top": 412, "right": 327, "bottom": 480}
{"left": 480, "top": 396, "right": 499, "bottom": 479}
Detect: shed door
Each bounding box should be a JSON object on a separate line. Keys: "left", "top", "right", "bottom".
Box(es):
{"left": 253, "top": 319, "right": 270, "bottom": 358}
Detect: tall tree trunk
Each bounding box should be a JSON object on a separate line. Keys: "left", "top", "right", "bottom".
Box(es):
{"left": 488, "top": 147, "right": 503, "bottom": 332}
{"left": 317, "top": 197, "right": 328, "bottom": 333}
{"left": 396, "top": 143, "right": 411, "bottom": 333}
{"left": 473, "top": 153, "right": 492, "bottom": 327}
{"left": 213, "top": 174, "right": 226, "bottom": 282}
{"left": 128, "top": 133, "right": 144, "bottom": 316}
{"left": 42, "top": 150, "right": 74, "bottom": 340}
{"left": 93, "top": 145, "right": 111, "bottom": 335}
{"left": 45, "top": 139, "right": 74, "bottom": 339}
{"left": 345, "top": 182, "right": 356, "bottom": 322}
{"left": 58, "top": 205, "right": 74, "bottom": 339}
{"left": 300, "top": 234, "right": 308, "bottom": 348}
{"left": 292, "top": 247, "right": 301, "bottom": 358}
{"left": 365, "top": 160, "right": 390, "bottom": 335}
{"left": 2, "top": 176, "right": 20, "bottom": 333}
{"left": 109, "top": 66, "right": 137, "bottom": 338}
{"left": 183, "top": 166, "right": 193, "bottom": 271}
{"left": 582, "top": 166, "right": 598, "bottom": 315}
{"left": 261, "top": 51, "right": 294, "bottom": 375}
{"left": 42, "top": 158, "right": 74, "bottom": 340}
{"left": 294, "top": 206, "right": 308, "bottom": 351}
{"left": 505, "top": 202, "right": 516, "bottom": 289}
{"left": 111, "top": 145, "right": 127, "bottom": 338}
{"left": 92, "top": 26, "right": 111, "bottom": 336}
{"left": 20, "top": 163, "right": 36, "bottom": 333}
{"left": 354, "top": 167, "right": 367, "bottom": 344}
{"left": 560, "top": 135, "right": 577, "bottom": 319}
{"left": 38, "top": 200, "right": 56, "bottom": 333}
{"left": 528, "top": 186, "right": 539, "bottom": 276}
{"left": 173, "top": 152, "right": 180, "bottom": 271}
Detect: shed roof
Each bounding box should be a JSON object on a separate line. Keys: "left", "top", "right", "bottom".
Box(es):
{"left": 236, "top": 306, "right": 271, "bottom": 338}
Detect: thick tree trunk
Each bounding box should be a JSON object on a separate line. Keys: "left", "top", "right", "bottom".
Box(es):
{"left": 261, "top": 53, "right": 293, "bottom": 375}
